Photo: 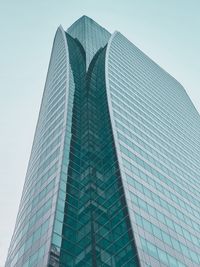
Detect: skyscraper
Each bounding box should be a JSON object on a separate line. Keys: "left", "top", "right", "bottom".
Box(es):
{"left": 6, "top": 16, "right": 200, "bottom": 267}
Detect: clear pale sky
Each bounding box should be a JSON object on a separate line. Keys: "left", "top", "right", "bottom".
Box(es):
{"left": 0, "top": 0, "right": 200, "bottom": 265}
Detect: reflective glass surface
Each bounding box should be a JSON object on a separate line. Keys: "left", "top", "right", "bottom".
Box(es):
{"left": 106, "top": 31, "right": 200, "bottom": 267}
{"left": 6, "top": 17, "right": 200, "bottom": 267}
{"left": 6, "top": 26, "right": 71, "bottom": 267}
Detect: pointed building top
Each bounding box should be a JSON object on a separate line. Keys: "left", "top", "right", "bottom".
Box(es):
{"left": 67, "top": 15, "right": 109, "bottom": 33}
{"left": 67, "top": 16, "right": 111, "bottom": 69}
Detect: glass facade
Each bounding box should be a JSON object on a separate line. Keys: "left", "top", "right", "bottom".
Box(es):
{"left": 5, "top": 25, "right": 71, "bottom": 267}
{"left": 105, "top": 32, "right": 200, "bottom": 267}
{"left": 6, "top": 16, "right": 200, "bottom": 267}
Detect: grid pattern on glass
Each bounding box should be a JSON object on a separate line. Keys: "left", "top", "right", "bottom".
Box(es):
{"left": 6, "top": 17, "right": 200, "bottom": 267}
{"left": 106, "top": 31, "right": 200, "bottom": 267}
{"left": 5, "top": 26, "right": 71, "bottom": 267}
{"left": 48, "top": 22, "right": 140, "bottom": 267}
{"left": 67, "top": 15, "right": 111, "bottom": 69}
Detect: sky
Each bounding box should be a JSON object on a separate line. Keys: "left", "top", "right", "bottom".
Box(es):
{"left": 0, "top": 0, "right": 200, "bottom": 265}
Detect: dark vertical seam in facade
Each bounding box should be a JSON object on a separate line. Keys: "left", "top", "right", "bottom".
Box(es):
{"left": 91, "top": 47, "right": 141, "bottom": 267}
{"left": 53, "top": 32, "right": 140, "bottom": 266}
{"left": 86, "top": 48, "right": 105, "bottom": 267}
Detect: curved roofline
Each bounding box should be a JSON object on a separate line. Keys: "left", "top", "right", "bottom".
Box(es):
{"left": 67, "top": 15, "right": 110, "bottom": 35}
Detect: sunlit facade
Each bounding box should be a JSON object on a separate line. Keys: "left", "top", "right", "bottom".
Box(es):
{"left": 6, "top": 16, "right": 200, "bottom": 267}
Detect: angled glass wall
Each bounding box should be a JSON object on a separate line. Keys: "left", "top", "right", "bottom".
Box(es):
{"left": 6, "top": 16, "right": 200, "bottom": 267}
{"left": 5, "top": 26, "right": 72, "bottom": 267}
{"left": 106, "top": 31, "right": 200, "bottom": 267}
{"left": 48, "top": 19, "right": 140, "bottom": 267}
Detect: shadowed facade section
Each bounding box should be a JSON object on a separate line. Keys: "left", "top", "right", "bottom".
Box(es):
{"left": 48, "top": 28, "right": 140, "bottom": 266}
{"left": 6, "top": 16, "right": 200, "bottom": 267}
